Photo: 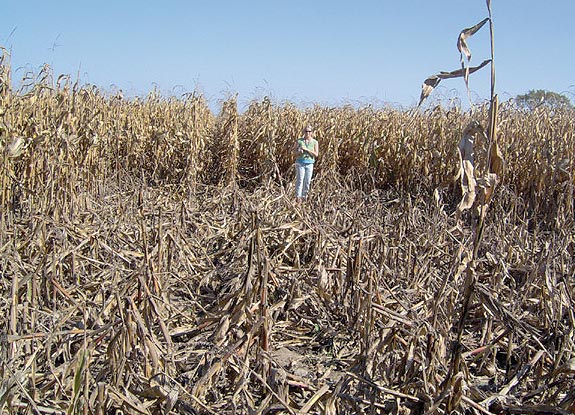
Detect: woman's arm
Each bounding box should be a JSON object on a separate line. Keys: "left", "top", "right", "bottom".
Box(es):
{"left": 307, "top": 140, "right": 319, "bottom": 158}
{"left": 293, "top": 139, "right": 303, "bottom": 155}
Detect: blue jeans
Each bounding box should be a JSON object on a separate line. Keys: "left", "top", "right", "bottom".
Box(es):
{"left": 295, "top": 162, "right": 314, "bottom": 198}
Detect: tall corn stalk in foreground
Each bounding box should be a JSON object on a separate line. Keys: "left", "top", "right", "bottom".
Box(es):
{"left": 419, "top": 1, "right": 505, "bottom": 412}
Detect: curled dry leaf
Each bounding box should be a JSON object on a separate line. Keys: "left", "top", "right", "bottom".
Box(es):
{"left": 419, "top": 77, "right": 442, "bottom": 107}
{"left": 489, "top": 141, "right": 505, "bottom": 176}
{"left": 458, "top": 17, "right": 489, "bottom": 89}
{"left": 457, "top": 18, "right": 489, "bottom": 62}
{"left": 456, "top": 122, "right": 485, "bottom": 214}
{"left": 456, "top": 121, "right": 501, "bottom": 215}
{"left": 477, "top": 172, "right": 499, "bottom": 207}
{"left": 457, "top": 160, "right": 476, "bottom": 213}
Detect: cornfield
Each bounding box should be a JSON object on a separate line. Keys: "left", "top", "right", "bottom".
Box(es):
{"left": 1, "top": 47, "right": 574, "bottom": 415}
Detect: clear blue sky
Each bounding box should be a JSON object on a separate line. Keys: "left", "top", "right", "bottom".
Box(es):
{"left": 2, "top": 1, "right": 574, "bottom": 110}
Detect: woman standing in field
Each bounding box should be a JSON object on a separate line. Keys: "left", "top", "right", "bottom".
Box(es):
{"left": 294, "top": 125, "right": 319, "bottom": 200}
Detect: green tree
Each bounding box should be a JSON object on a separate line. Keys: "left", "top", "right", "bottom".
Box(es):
{"left": 515, "top": 89, "right": 573, "bottom": 110}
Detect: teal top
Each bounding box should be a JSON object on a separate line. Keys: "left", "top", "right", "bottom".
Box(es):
{"left": 296, "top": 138, "right": 317, "bottom": 164}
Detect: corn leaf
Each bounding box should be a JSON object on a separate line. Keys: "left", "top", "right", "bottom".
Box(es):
{"left": 458, "top": 17, "right": 489, "bottom": 89}
{"left": 489, "top": 141, "right": 505, "bottom": 176}
{"left": 458, "top": 18, "right": 489, "bottom": 62}
{"left": 418, "top": 76, "right": 442, "bottom": 106}
{"left": 418, "top": 59, "right": 491, "bottom": 106}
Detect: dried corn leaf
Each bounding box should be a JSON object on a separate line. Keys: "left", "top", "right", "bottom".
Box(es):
{"left": 489, "top": 141, "right": 505, "bottom": 176}
{"left": 107, "top": 386, "right": 153, "bottom": 415}
{"left": 419, "top": 60, "right": 491, "bottom": 106}
{"left": 457, "top": 18, "right": 489, "bottom": 62}
{"left": 419, "top": 77, "right": 442, "bottom": 106}
{"left": 458, "top": 18, "right": 489, "bottom": 88}
{"left": 459, "top": 126, "right": 477, "bottom": 163}
{"left": 213, "top": 315, "right": 230, "bottom": 346}
{"left": 477, "top": 172, "right": 499, "bottom": 207}
{"left": 457, "top": 150, "right": 475, "bottom": 212}
{"left": 438, "top": 59, "right": 491, "bottom": 80}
